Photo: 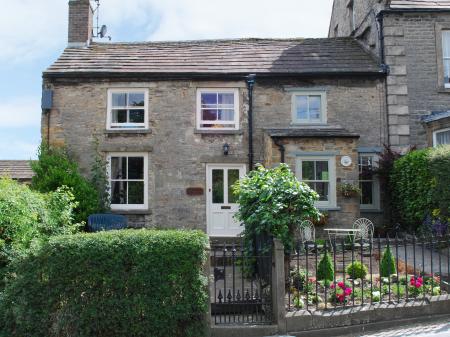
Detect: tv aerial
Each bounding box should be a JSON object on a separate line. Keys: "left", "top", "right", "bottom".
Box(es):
{"left": 92, "top": 0, "right": 111, "bottom": 41}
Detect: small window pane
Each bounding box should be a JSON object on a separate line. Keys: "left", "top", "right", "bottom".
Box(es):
{"left": 296, "top": 96, "right": 308, "bottom": 120}
{"left": 302, "top": 161, "right": 314, "bottom": 180}
{"left": 218, "top": 109, "right": 234, "bottom": 121}
{"left": 212, "top": 169, "right": 224, "bottom": 204}
{"left": 128, "top": 181, "right": 144, "bottom": 204}
{"left": 218, "top": 93, "right": 234, "bottom": 105}
{"left": 443, "top": 31, "right": 450, "bottom": 58}
{"left": 228, "top": 169, "right": 240, "bottom": 204}
{"left": 111, "top": 157, "right": 127, "bottom": 179}
{"left": 112, "top": 109, "right": 127, "bottom": 123}
{"left": 112, "top": 93, "right": 127, "bottom": 107}
{"left": 111, "top": 181, "right": 127, "bottom": 204}
{"left": 315, "top": 161, "right": 329, "bottom": 181}
{"left": 315, "top": 182, "right": 329, "bottom": 201}
{"left": 202, "top": 109, "right": 217, "bottom": 121}
{"left": 128, "top": 157, "right": 144, "bottom": 179}
{"left": 360, "top": 181, "right": 373, "bottom": 205}
{"left": 444, "top": 60, "right": 450, "bottom": 85}
{"left": 128, "top": 93, "right": 145, "bottom": 107}
{"left": 309, "top": 96, "right": 322, "bottom": 120}
{"left": 201, "top": 93, "right": 217, "bottom": 105}
{"left": 129, "top": 109, "right": 145, "bottom": 123}
{"left": 436, "top": 130, "right": 450, "bottom": 145}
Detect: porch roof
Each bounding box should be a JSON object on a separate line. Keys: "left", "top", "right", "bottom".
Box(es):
{"left": 0, "top": 160, "right": 34, "bottom": 180}
{"left": 267, "top": 127, "right": 360, "bottom": 138}
{"left": 421, "top": 111, "right": 450, "bottom": 123}
{"left": 390, "top": 0, "right": 450, "bottom": 9}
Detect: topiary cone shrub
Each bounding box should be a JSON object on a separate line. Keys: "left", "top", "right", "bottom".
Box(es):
{"left": 346, "top": 261, "right": 368, "bottom": 280}
{"left": 317, "top": 250, "right": 334, "bottom": 282}
{"left": 380, "top": 245, "right": 396, "bottom": 278}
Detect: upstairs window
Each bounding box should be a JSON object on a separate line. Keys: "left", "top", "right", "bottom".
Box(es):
{"left": 434, "top": 128, "right": 450, "bottom": 146}
{"left": 107, "top": 89, "right": 149, "bottom": 130}
{"left": 196, "top": 89, "right": 239, "bottom": 130}
{"left": 443, "top": 31, "right": 450, "bottom": 88}
{"left": 291, "top": 92, "right": 327, "bottom": 124}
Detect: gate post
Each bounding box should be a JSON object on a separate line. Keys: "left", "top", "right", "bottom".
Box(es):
{"left": 272, "top": 238, "right": 287, "bottom": 333}
{"left": 205, "top": 242, "right": 212, "bottom": 337}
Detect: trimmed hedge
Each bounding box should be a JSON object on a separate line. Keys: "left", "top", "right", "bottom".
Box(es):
{"left": 391, "top": 145, "right": 450, "bottom": 230}
{"left": 0, "top": 230, "right": 209, "bottom": 337}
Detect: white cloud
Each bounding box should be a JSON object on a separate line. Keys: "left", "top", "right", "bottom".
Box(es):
{"left": 0, "top": 139, "right": 38, "bottom": 160}
{"left": 0, "top": 96, "right": 41, "bottom": 128}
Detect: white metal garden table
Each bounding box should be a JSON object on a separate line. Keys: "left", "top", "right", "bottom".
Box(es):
{"left": 324, "top": 228, "right": 361, "bottom": 250}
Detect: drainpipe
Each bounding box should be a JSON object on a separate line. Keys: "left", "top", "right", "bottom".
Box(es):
{"left": 376, "top": 11, "right": 391, "bottom": 146}
{"left": 273, "top": 138, "right": 285, "bottom": 163}
{"left": 246, "top": 74, "right": 256, "bottom": 171}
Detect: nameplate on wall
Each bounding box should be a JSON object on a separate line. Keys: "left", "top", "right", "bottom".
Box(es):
{"left": 186, "top": 187, "right": 204, "bottom": 196}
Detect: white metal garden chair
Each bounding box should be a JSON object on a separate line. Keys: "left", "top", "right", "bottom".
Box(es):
{"left": 295, "top": 220, "right": 319, "bottom": 254}
{"left": 352, "top": 218, "right": 374, "bottom": 249}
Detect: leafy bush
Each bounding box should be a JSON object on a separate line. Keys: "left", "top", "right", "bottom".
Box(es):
{"left": 0, "top": 230, "right": 209, "bottom": 337}
{"left": 346, "top": 261, "right": 368, "bottom": 280}
{"left": 0, "top": 178, "right": 79, "bottom": 279}
{"left": 390, "top": 145, "right": 450, "bottom": 230}
{"left": 233, "top": 164, "right": 320, "bottom": 253}
{"left": 317, "top": 250, "right": 334, "bottom": 282}
{"left": 31, "top": 144, "right": 100, "bottom": 224}
{"left": 380, "top": 246, "right": 396, "bottom": 278}
{"left": 291, "top": 268, "right": 309, "bottom": 291}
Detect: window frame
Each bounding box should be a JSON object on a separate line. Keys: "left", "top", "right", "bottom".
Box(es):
{"left": 107, "top": 152, "right": 148, "bottom": 211}
{"left": 443, "top": 31, "right": 450, "bottom": 89}
{"left": 358, "top": 153, "right": 380, "bottom": 211}
{"left": 295, "top": 156, "right": 336, "bottom": 209}
{"left": 196, "top": 88, "right": 240, "bottom": 131}
{"left": 433, "top": 127, "right": 450, "bottom": 147}
{"left": 435, "top": 25, "right": 450, "bottom": 90}
{"left": 291, "top": 91, "right": 327, "bottom": 125}
{"left": 106, "top": 88, "right": 149, "bottom": 130}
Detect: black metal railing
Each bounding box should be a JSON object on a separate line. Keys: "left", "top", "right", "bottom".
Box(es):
{"left": 210, "top": 238, "right": 273, "bottom": 325}
{"left": 286, "top": 235, "right": 450, "bottom": 312}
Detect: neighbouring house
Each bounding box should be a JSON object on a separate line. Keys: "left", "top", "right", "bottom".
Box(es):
{"left": 329, "top": 0, "right": 450, "bottom": 150}
{"left": 42, "top": 0, "right": 389, "bottom": 236}
{"left": 0, "top": 160, "right": 34, "bottom": 184}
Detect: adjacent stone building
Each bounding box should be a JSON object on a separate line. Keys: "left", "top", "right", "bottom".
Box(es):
{"left": 42, "top": 0, "right": 390, "bottom": 235}
{"left": 329, "top": 0, "right": 450, "bottom": 151}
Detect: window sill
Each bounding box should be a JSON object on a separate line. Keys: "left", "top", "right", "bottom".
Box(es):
{"left": 104, "top": 129, "right": 152, "bottom": 135}
{"left": 290, "top": 122, "right": 328, "bottom": 127}
{"left": 194, "top": 129, "right": 243, "bottom": 135}
{"left": 111, "top": 209, "right": 151, "bottom": 215}
{"left": 360, "top": 208, "right": 382, "bottom": 213}
{"left": 318, "top": 206, "right": 341, "bottom": 211}
{"left": 437, "top": 87, "right": 450, "bottom": 93}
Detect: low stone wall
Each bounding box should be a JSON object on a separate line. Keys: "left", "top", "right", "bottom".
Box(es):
{"left": 286, "top": 296, "right": 450, "bottom": 335}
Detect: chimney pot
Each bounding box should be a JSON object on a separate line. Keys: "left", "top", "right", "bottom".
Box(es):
{"left": 68, "top": 0, "right": 93, "bottom": 47}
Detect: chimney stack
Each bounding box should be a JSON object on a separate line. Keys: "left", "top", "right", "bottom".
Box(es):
{"left": 68, "top": 0, "right": 93, "bottom": 47}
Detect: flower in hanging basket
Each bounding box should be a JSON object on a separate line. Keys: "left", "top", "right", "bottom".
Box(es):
{"left": 337, "top": 182, "right": 361, "bottom": 198}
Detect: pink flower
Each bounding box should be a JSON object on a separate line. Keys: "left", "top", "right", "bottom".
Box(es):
{"left": 337, "top": 294, "right": 344, "bottom": 303}
{"left": 330, "top": 283, "right": 335, "bottom": 289}
{"left": 338, "top": 281, "right": 345, "bottom": 289}
{"left": 344, "top": 288, "right": 352, "bottom": 295}
{"left": 410, "top": 278, "right": 415, "bottom": 286}
{"left": 415, "top": 283, "right": 421, "bottom": 288}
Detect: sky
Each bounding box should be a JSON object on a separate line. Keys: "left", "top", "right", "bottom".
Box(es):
{"left": 0, "top": 0, "right": 334, "bottom": 160}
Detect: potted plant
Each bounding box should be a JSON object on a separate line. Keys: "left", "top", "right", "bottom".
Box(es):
{"left": 338, "top": 182, "right": 361, "bottom": 198}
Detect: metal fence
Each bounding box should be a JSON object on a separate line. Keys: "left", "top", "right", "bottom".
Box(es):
{"left": 210, "top": 237, "right": 273, "bottom": 325}
{"left": 286, "top": 235, "right": 450, "bottom": 312}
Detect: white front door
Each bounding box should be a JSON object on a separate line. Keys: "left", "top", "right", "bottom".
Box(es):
{"left": 206, "top": 164, "right": 246, "bottom": 237}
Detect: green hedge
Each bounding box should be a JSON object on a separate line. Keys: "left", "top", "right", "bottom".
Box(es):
{"left": 0, "top": 230, "right": 209, "bottom": 337}
{"left": 391, "top": 145, "right": 450, "bottom": 230}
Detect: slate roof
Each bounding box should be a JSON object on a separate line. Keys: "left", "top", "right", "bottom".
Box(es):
{"left": 421, "top": 111, "right": 450, "bottom": 123}
{"left": 44, "top": 37, "right": 382, "bottom": 78}
{"left": 390, "top": 0, "right": 450, "bottom": 9}
{"left": 267, "top": 127, "right": 360, "bottom": 138}
{"left": 0, "top": 160, "right": 34, "bottom": 180}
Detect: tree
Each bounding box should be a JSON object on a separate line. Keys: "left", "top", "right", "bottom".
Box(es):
{"left": 233, "top": 164, "right": 321, "bottom": 253}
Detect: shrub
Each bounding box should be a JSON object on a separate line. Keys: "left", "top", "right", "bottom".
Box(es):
{"left": 31, "top": 144, "right": 100, "bottom": 224}
{"left": 0, "top": 178, "right": 79, "bottom": 280}
{"left": 317, "top": 250, "right": 334, "bottom": 282}
{"left": 0, "top": 229, "right": 209, "bottom": 337}
{"left": 380, "top": 246, "right": 396, "bottom": 278}
{"left": 390, "top": 145, "right": 450, "bottom": 231}
{"left": 346, "top": 261, "right": 368, "bottom": 280}
{"left": 291, "top": 268, "right": 309, "bottom": 291}
{"left": 233, "top": 164, "right": 320, "bottom": 253}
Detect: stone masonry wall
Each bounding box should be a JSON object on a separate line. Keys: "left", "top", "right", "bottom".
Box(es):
{"left": 43, "top": 76, "right": 386, "bottom": 231}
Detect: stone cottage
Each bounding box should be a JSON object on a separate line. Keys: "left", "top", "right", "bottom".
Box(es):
{"left": 42, "top": 0, "right": 390, "bottom": 236}
{"left": 329, "top": 0, "right": 450, "bottom": 150}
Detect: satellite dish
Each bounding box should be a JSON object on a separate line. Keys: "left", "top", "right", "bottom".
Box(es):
{"left": 99, "top": 25, "right": 108, "bottom": 38}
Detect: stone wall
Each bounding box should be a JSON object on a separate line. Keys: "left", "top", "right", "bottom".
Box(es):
{"left": 43, "top": 76, "right": 386, "bottom": 231}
